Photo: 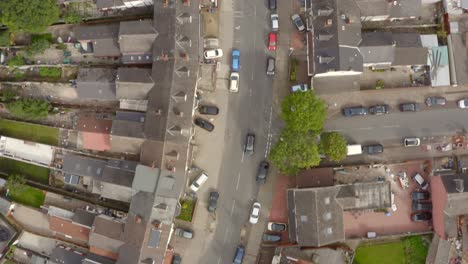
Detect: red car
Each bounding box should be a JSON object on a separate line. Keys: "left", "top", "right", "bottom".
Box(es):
{"left": 268, "top": 32, "right": 277, "bottom": 51}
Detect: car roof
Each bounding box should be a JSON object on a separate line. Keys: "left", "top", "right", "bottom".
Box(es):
{"left": 232, "top": 49, "right": 240, "bottom": 56}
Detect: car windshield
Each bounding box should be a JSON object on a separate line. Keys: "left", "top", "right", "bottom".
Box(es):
{"left": 231, "top": 75, "right": 238, "bottom": 80}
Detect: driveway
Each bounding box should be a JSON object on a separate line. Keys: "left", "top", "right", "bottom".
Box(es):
{"left": 9, "top": 204, "right": 51, "bottom": 237}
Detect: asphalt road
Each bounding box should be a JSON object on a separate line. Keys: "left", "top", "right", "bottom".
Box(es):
{"left": 200, "top": 0, "right": 279, "bottom": 263}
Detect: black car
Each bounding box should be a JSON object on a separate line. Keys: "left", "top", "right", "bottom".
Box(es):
{"left": 172, "top": 254, "right": 181, "bottom": 264}
{"left": 256, "top": 161, "right": 269, "bottom": 184}
{"left": 411, "top": 212, "right": 432, "bottom": 222}
{"left": 411, "top": 191, "right": 430, "bottom": 201}
{"left": 425, "top": 96, "right": 446, "bottom": 106}
{"left": 194, "top": 117, "right": 214, "bottom": 132}
{"left": 369, "top": 104, "right": 389, "bottom": 115}
{"left": 198, "top": 105, "right": 219, "bottom": 115}
{"left": 400, "top": 102, "right": 419, "bottom": 112}
{"left": 362, "top": 144, "right": 384, "bottom": 155}
{"left": 207, "top": 191, "right": 219, "bottom": 213}
{"left": 342, "top": 106, "right": 368, "bottom": 117}
{"left": 263, "top": 233, "right": 281, "bottom": 242}
{"left": 268, "top": 0, "right": 276, "bottom": 9}
{"left": 412, "top": 201, "right": 432, "bottom": 211}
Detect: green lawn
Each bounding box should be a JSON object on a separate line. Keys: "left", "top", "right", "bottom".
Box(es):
{"left": 0, "top": 158, "right": 49, "bottom": 184}
{"left": 354, "top": 236, "right": 431, "bottom": 264}
{"left": 9, "top": 186, "right": 45, "bottom": 208}
{"left": 176, "top": 199, "right": 195, "bottom": 222}
{"left": 0, "top": 118, "right": 59, "bottom": 146}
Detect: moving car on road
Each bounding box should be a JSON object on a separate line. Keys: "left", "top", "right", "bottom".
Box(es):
{"left": 369, "top": 104, "right": 389, "bottom": 115}
{"left": 190, "top": 172, "right": 209, "bottom": 192}
{"left": 404, "top": 137, "right": 420, "bottom": 147}
{"left": 268, "top": 32, "right": 277, "bottom": 51}
{"left": 245, "top": 133, "right": 255, "bottom": 154}
{"left": 291, "top": 84, "right": 309, "bottom": 92}
{"left": 411, "top": 212, "right": 432, "bottom": 222}
{"left": 291, "top": 14, "right": 305, "bottom": 31}
{"left": 233, "top": 245, "right": 245, "bottom": 264}
{"left": 174, "top": 228, "right": 193, "bottom": 239}
{"left": 249, "top": 202, "right": 261, "bottom": 224}
{"left": 271, "top": 14, "right": 279, "bottom": 31}
{"left": 231, "top": 49, "right": 240, "bottom": 71}
{"left": 400, "top": 102, "right": 419, "bottom": 112}
{"left": 458, "top": 99, "right": 468, "bottom": 108}
{"left": 412, "top": 173, "right": 429, "bottom": 190}
{"left": 198, "top": 105, "right": 219, "bottom": 115}
{"left": 194, "top": 117, "right": 214, "bottom": 132}
{"left": 411, "top": 191, "right": 430, "bottom": 201}
{"left": 267, "top": 222, "right": 287, "bottom": 232}
{"left": 263, "top": 233, "right": 281, "bottom": 242}
{"left": 425, "top": 96, "right": 446, "bottom": 106}
{"left": 204, "top": 48, "right": 223, "bottom": 59}
{"left": 229, "top": 72, "right": 239, "bottom": 92}
{"left": 342, "top": 106, "right": 368, "bottom": 117}
{"left": 362, "top": 144, "right": 384, "bottom": 155}
{"left": 208, "top": 191, "right": 219, "bottom": 213}
{"left": 266, "top": 57, "right": 275, "bottom": 75}
{"left": 256, "top": 161, "right": 270, "bottom": 184}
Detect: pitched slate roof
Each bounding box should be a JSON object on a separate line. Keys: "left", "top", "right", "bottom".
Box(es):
{"left": 116, "top": 68, "right": 154, "bottom": 100}
{"left": 76, "top": 68, "right": 117, "bottom": 100}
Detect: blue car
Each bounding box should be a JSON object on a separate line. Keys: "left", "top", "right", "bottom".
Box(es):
{"left": 233, "top": 245, "right": 245, "bottom": 264}
{"left": 231, "top": 49, "right": 240, "bottom": 71}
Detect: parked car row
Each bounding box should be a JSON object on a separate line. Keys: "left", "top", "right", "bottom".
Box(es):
{"left": 410, "top": 174, "right": 432, "bottom": 222}
{"left": 342, "top": 104, "right": 389, "bottom": 117}
{"left": 262, "top": 222, "right": 287, "bottom": 243}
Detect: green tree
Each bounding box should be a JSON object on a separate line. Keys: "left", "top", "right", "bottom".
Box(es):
{"left": 0, "top": 0, "right": 59, "bottom": 33}
{"left": 7, "top": 56, "right": 25, "bottom": 67}
{"left": 319, "top": 132, "right": 347, "bottom": 162}
{"left": 281, "top": 90, "right": 327, "bottom": 134}
{"left": 268, "top": 128, "right": 321, "bottom": 176}
{"left": 6, "top": 98, "right": 50, "bottom": 120}
{"left": 26, "top": 39, "right": 50, "bottom": 57}
{"left": 5, "top": 174, "right": 26, "bottom": 193}
{"left": 64, "top": 11, "right": 83, "bottom": 24}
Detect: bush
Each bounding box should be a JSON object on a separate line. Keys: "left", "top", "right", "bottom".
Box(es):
{"left": 6, "top": 98, "right": 51, "bottom": 120}
{"left": 176, "top": 199, "right": 195, "bottom": 222}
{"left": 0, "top": 89, "right": 18, "bottom": 102}
{"left": 56, "top": 43, "right": 68, "bottom": 50}
{"left": 290, "top": 59, "right": 298, "bottom": 82}
{"left": 39, "top": 67, "right": 61, "bottom": 78}
{"left": 8, "top": 55, "right": 25, "bottom": 67}
{"left": 64, "top": 11, "right": 83, "bottom": 24}
{"left": 376, "top": 79, "right": 384, "bottom": 89}
{"left": 26, "top": 39, "right": 50, "bottom": 56}
{"left": 0, "top": 30, "right": 10, "bottom": 46}
{"left": 31, "top": 33, "right": 52, "bottom": 44}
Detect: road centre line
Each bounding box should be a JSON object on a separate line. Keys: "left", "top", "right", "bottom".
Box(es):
{"left": 230, "top": 200, "right": 236, "bottom": 216}
{"left": 236, "top": 171, "right": 242, "bottom": 190}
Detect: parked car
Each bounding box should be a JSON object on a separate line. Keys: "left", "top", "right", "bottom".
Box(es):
{"left": 458, "top": 99, "right": 468, "bottom": 108}
{"left": 194, "top": 117, "right": 214, "bottom": 132}
{"left": 263, "top": 233, "right": 281, "bottom": 242}
{"left": 174, "top": 228, "right": 193, "bottom": 239}
{"left": 291, "top": 14, "right": 305, "bottom": 31}
{"left": 369, "top": 104, "right": 389, "bottom": 115}
{"left": 268, "top": 0, "right": 276, "bottom": 9}
{"left": 411, "top": 212, "right": 432, "bottom": 222}
{"left": 245, "top": 133, "right": 255, "bottom": 154}
{"left": 412, "top": 173, "right": 429, "bottom": 190}
{"left": 271, "top": 13, "right": 279, "bottom": 31}
{"left": 233, "top": 245, "right": 245, "bottom": 264}
{"left": 231, "top": 49, "right": 240, "bottom": 71}
{"left": 342, "top": 106, "right": 368, "bottom": 117}
{"left": 412, "top": 201, "right": 432, "bottom": 211}
{"left": 172, "top": 254, "right": 182, "bottom": 264}
{"left": 400, "top": 102, "right": 419, "bottom": 112}
{"left": 362, "top": 144, "right": 383, "bottom": 155}
{"left": 204, "top": 48, "right": 223, "bottom": 59}
{"left": 267, "top": 222, "right": 287, "bottom": 232}
{"left": 256, "top": 161, "right": 269, "bottom": 184}
{"left": 208, "top": 191, "right": 219, "bottom": 212}
{"left": 229, "top": 72, "right": 239, "bottom": 92}
{"left": 198, "top": 105, "right": 219, "bottom": 115}
{"left": 411, "top": 191, "right": 430, "bottom": 201}
{"left": 190, "top": 172, "right": 208, "bottom": 192}
{"left": 266, "top": 57, "right": 275, "bottom": 75}
{"left": 249, "top": 202, "right": 261, "bottom": 224}
{"left": 268, "top": 32, "right": 277, "bottom": 51}
{"left": 404, "top": 137, "right": 420, "bottom": 147}
{"left": 291, "top": 84, "right": 309, "bottom": 92}
{"left": 425, "top": 96, "right": 446, "bottom": 106}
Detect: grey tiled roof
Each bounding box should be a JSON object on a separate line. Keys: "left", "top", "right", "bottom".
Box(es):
{"left": 116, "top": 68, "right": 154, "bottom": 100}
{"left": 76, "top": 68, "right": 117, "bottom": 100}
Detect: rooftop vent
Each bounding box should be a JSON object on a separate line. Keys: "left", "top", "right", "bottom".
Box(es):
{"left": 318, "top": 34, "right": 333, "bottom": 41}
{"left": 176, "top": 66, "right": 190, "bottom": 77}
{"left": 318, "top": 8, "right": 333, "bottom": 16}
{"left": 326, "top": 19, "right": 333, "bottom": 26}
{"left": 177, "top": 13, "right": 192, "bottom": 24}
{"left": 323, "top": 212, "right": 332, "bottom": 221}
{"left": 455, "top": 179, "right": 464, "bottom": 193}
{"left": 168, "top": 125, "right": 182, "bottom": 135}
{"left": 172, "top": 91, "right": 187, "bottom": 102}
{"left": 319, "top": 56, "right": 334, "bottom": 64}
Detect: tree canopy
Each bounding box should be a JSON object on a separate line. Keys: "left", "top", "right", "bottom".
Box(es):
{"left": 7, "top": 98, "right": 50, "bottom": 120}
{"left": 268, "top": 129, "right": 321, "bottom": 176}
{"left": 319, "top": 132, "right": 348, "bottom": 162}
{"left": 6, "top": 174, "right": 26, "bottom": 193}
{"left": 281, "top": 90, "right": 327, "bottom": 133}
{"left": 0, "top": 0, "right": 59, "bottom": 33}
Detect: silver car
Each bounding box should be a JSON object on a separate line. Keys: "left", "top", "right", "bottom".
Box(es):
{"left": 291, "top": 14, "right": 305, "bottom": 32}
{"left": 266, "top": 58, "right": 275, "bottom": 75}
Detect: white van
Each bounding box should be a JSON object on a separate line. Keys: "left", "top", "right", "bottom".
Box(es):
{"left": 190, "top": 172, "right": 208, "bottom": 192}
{"left": 347, "top": 144, "right": 362, "bottom": 155}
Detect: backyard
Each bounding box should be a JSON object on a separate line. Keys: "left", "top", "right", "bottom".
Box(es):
{"left": 354, "top": 235, "right": 431, "bottom": 264}
{"left": 0, "top": 118, "right": 59, "bottom": 146}
{"left": 9, "top": 186, "right": 45, "bottom": 208}
{"left": 176, "top": 199, "right": 196, "bottom": 222}
{"left": 0, "top": 158, "right": 50, "bottom": 184}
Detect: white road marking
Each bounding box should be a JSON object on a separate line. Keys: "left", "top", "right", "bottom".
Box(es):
{"left": 230, "top": 200, "right": 236, "bottom": 216}
{"left": 223, "top": 228, "right": 230, "bottom": 243}
{"left": 241, "top": 151, "right": 245, "bottom": 162}
{"left": 264, "top": 105, "right": 274, "bottom": 158}
{"left": 383, "top": 125, "right": 401, "bottom": 128}
{"left": 217, "top": 257, "right": 222, "bottom": 264}
{"left": 358, "top": 127, "right": 374, "bottom": 130}
{"left": 330, "top": 129, "right": 344, "bottom": 132}
{"left": 236, "top": 171, "right": 242, "bottom": 190}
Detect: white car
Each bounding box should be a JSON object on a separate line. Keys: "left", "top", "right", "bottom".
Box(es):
{"left": 291, "top": 84, "right": 309, "bottom": 92}
{"left": 249, "top": 202, "right": 261, "bottom": 224}
{"left": 271, "top": 14, "right": 279, "bottom": 31}
{"left": 189, "top": 172, "right": 208, "bottom": 192}
{"left": 404, "top": 137, "right": 420, "bottom": 147}
{"left": 458, "top": 99, "right": 468, "bottom": 108}
{"left": 204, "top": 48, "right": 223, "bottom": 59}
{"left": 229, "top": 72, "right": 239, "bottom": 92}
